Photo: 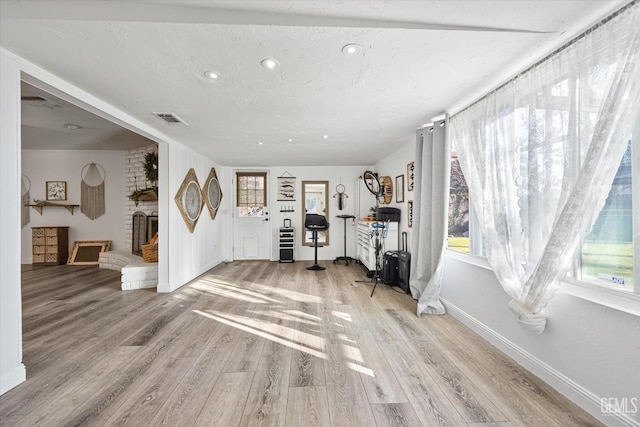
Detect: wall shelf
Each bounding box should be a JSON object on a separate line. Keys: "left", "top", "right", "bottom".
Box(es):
{"left": 25, "top": 203, "right": 80, "bottom": 215}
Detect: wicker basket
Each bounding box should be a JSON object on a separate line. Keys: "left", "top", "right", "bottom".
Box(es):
{"left": 141, "top": 243, "right": 158, "bottom": 263}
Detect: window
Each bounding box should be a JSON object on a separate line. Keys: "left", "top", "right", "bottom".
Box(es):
{"left": 448, "top": 150, "right": 470, "bottom": 253}
{"left": 579, "top": 140, "right": 635, "bottom": 292}
{"left": 446, "top": 5, "right": 639, "bottom": 315}
{"left": 449, "top": 92, "right": 637, "bottom": 296}
{"left": 236, "top": 172, "right": 267, "bottom": 217}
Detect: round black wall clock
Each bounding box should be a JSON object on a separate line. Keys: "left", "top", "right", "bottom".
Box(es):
{"left": 175, "top": 168, "right": 203, "bottom": 233}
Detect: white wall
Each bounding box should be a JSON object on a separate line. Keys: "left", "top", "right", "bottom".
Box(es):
{"left": 21, "top": 150, "right": 127, "bottom": 262}
{"left": 162, "top": 142, "right": 229, "bottom": 292}
{"left": 441, "top": 256, "right": 640, "bottom": 426}
{"left": 20, "top": 144, "right": 229, "bottom": 294}
{"left": 0, "top": 48, "right": 26, "bottom": 396}
{"left": 374, "top": 139, "right": 415, "bottom": 246}
{"left": 379, "top": 135, "right": 640, "bottom": 426}
{"left": 0, "top": 48, "right": 229, "bottom": 394}
{"left": 230, "top": 166, "right": 367, "bottom": 262}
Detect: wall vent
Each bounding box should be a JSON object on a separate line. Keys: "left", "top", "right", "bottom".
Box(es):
{"left": 21, "top": 95, "right": 61, "bottom": 110}
{"left": 21, "top": 95, "right": 47, "bottom": 102}
{"left": 152, "top": 112, "right": 188, "bottom": 125}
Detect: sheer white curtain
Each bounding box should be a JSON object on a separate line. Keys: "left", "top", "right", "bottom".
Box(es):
{"left": 451, "top": 3, "right": 640, "bottom": 333}
{"left": 410, "top": 117, "right": 450, "bottom": 316}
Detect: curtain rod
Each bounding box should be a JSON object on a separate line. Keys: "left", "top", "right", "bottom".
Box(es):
{"left": 451, "top": 0, "right": 638, "bottom": 119}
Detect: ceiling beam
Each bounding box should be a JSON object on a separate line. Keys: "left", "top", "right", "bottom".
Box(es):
{"left": 1, "top": 1, "right": 550, "bottom": 33}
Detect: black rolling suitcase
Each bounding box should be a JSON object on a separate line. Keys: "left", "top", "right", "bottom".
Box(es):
{"left": 382, "top": 251, "right": 399, "bottom": 286}
{"left": 397, "top": 232, "right": 411, "bottom": 294}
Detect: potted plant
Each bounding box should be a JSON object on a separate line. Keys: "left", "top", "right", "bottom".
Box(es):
{"left": 129, "top": 151, "right": 158, "bottom": 205}
{"left": 369, "top": 206, "right": 377, "bottom": 220}
{"left": 142, "top": 151, "right": 158, "bottom": 191}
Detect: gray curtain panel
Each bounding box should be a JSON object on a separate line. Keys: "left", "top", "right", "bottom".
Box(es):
{"left": 410, "top": 116, "right": 450, "bottom": 316}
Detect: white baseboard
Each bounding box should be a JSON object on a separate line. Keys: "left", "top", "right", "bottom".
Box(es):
{"left": 441, "top": 298, "right": 639, "bottom": 427}
{"left": 0, "top": 363, "right": 26, "bottom": 395}
{"left": 157, "top": 258, "right": 223, "bottom": 293}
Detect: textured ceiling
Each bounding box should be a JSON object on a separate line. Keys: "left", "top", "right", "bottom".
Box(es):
{"left": 0, "top": 0, "right": 625, "bottom": 166}
{"left": 21, "top": 83, "right": 155, "bottom": 151}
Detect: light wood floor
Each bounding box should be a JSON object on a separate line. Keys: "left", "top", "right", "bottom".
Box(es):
{"left": 1, "top": 261, "right": 601, "bottom": 427}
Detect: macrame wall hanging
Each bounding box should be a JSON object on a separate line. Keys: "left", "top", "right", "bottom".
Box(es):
{"left": 333, "top": 182, "right": 349, "bottom": 210}
{"left": 21, "top": 174, "right": 31, "bottom": 228}
{"left": 81, "top": 162, "right": 106, "bottom": 220}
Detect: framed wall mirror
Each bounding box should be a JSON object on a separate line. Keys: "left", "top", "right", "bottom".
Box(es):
{"left": 302, "top": 180, "right": 329, "bottom": 246}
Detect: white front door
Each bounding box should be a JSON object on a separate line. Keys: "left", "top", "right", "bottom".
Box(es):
{"left": 232, "top": 171, "right": 271, "bottom": 260}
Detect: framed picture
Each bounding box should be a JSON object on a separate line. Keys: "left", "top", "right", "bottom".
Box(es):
{"left": 67, "top": 240, "right": 111, "bottom": 265}
{"left": 277, "top": 176, "right": 296, "bottom": 201}
{"left": 407, "top": 162, "right": 415, "bottom": 191}
{"left": 408, "top": 200, "right": 413, "bottom": 228}
{"left": 46, "top": 181, "right": 67, "bottom": 201}
{"left": 395, "top": 175, "right": 404, "bottom": 203}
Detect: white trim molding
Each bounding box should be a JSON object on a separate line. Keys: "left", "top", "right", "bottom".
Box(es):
{"left": 442, "top": 298, "right": 640, "bottom": 427}
{"left": 560, "top": 280, "right": 640, "bottom": 318}
{"left": 0, "top": 363, "right": 26, "bottom": 395}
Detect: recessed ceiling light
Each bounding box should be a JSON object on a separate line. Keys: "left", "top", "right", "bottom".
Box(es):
{"left": 257, "top": 141, "right": 264, "bottom": 145}
{"left": 203, "top": 70, "right": 221, "bottom": 81}
{"left": 287, "top": 138, "right": 294, "bottom": 142}
{"left": 341, "top": 43, "right": 361, "bottom": 55}
{"left": 261, "top": 58, "right": 280, "bottom": 70}
{"left": 322, "top": 135, "right": 329, "bottom": 139}
{"left": 64, "top": 123, "right": 82, "bottom": 130}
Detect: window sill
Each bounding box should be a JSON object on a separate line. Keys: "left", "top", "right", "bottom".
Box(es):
{"left": 444, "top": 250, "right": 640, "bottom": 318}
{"left": 559, "top": 279, "right": 640, "bottom": 318}
{"left": 445, "top": 249, "right": 492, "bottom": 270}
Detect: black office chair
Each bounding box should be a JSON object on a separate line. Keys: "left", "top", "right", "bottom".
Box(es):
{"left": 305, "top": 213, "right": 329, "bottom": 271}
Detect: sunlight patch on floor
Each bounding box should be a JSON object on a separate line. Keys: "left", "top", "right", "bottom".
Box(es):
{"left": 194, "top": 309, "right": 327, "bottom": 359}
{"left": 246, "top": 310, "right": 319, "bottom": 327}
{"left": 188, "top": 269, "right": 379, "bottom": 378}
{"left": 346, "top": 361, "right": 375, "bottom": 377}
{"left": 211, "top": 310, "right": 325, "bottom": 350}
{"left": 241, "top": 282, "right": 324, "bottom": 304}
{"left": 191, "top": 278, "right": 283, "bottom": 304}
{"left": 346, "top": 344, "right": 365, "bottom": 364}
{"left": 282, "top": 309, "right": 321, "bottom": 321}
{"left": 332, "top": 310, "right": 352, "bottom": 323}
{"left": 189, "top": 281, "right": 270, "bottom": 303}
{"left": 337, "top": 333, "right": 356, "bottom": 344}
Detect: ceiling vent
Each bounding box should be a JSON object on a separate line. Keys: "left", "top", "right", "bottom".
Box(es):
{"left": 152, "top": 112, "right": 188, "bottom": 125}
{"left": 21, "top": 95, "right": 61, "bottom": 109}
{"left": 21, "top": 95, "right": 47, "bottom": 102}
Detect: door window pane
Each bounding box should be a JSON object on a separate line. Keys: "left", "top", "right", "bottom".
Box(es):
{"left": 236, "top": 172, "right": 267, "bottom": 218}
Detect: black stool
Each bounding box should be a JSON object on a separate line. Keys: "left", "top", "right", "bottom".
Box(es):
{"left": 334, "top": 214, "right": 355, "bottom": 265}
{"left": 305, "top": 214, "right": 329, "bottom": 271}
